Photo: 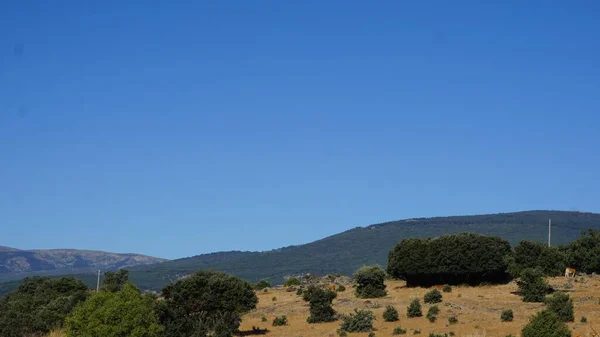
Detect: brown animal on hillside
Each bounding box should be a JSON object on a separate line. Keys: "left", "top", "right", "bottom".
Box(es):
{"left": 328, "top": 284, "right": 337, "bottom": 291}
{"left": 565, "top": 267, "right": 576, "bottom": 278}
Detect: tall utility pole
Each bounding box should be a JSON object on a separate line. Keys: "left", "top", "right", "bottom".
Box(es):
{"left": 548, "top": 218, "right": 552, "bottom": 247}
{"left": 96, "top": 270, "right": 100, "bottom": 292}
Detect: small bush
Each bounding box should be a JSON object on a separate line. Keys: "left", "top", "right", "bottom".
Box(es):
{"left": 407, "top": 299, "right": 423, "bottom": 318}
{"left": 284, "top": 277, "right": 301, "bottom": 286}
{"left": 516, "top": 268, "right": 551, "bottom": 302}
{"left": 296, "top": 288, "right": 303, "bottom": 296}
{"left": 424, "top": 289, "right": 442, "bottom": 304}
{"left": 339, "top": 309, "right": 375, "bottom": 332}
{"left": 337, "top": 285, "right": 346, "bottom": 292}
{"left": 272, "top": 296, "right": 277, "bottom": 301}
{"left": 521, "top": 310, "right": 571, "bottom": 337}
{"left": 261, "top": 316, "right": 267, "bottom": 322}
{"left": 428, "top": 305, "right": 440, "bottom": 315}
{"left": 393, "top": 327, "right": 407, "bottom": 335}
{"left": 427, "top": 314, "right": 436, "bottom": 323}
{"left": 545, "top": 291, "right": 574, "bottom": 322}
{"left": 448, "top": 316, "right": 458, "bottom": 324}
{"left": 255, "top": 280, "right": 271, "bottom": 290}
{"left": 501, "top": 309, "right": 514, "bottom": 322}
{"left": 414, "top": 330, "right": 421, "bottom": 335}
{"left": 383, "top": 305, "right": 399, "bottom": 322}
{"left": 428, "top": 334, "right": 448, "bottom": 337}
{"left": 305, "top": 286, "right": 337, "bottom": 323}
{"left": 368, "top": 333, "right": 376, "bottom": 337}
{"left": 442, "top": 285, "right": 452, "bottom": 293}
{"left": 581, "top": 316, "right": 587, "bottom": 323}
{"left": 449, "top": 332, "right": 455, "bottom": 337}
{"left": 354, "top": 266, "right": 387, "bottom": 298}
{"left": 337, "top": 329, "right": 348, "bottom": 337}
{"left": 272, "top": 315, "right": 287, "bottom": 326}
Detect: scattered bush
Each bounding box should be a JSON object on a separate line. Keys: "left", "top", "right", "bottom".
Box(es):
{"left": 448, "top": 316, "right": 458, "bottom": 324}
{"left": 261, "top": 316, "right": 267, "bottom": 322}
{"left": 254, "top": 280, "right": 271, "bottom": 290}
{"left": 272, "top": 315, "right": 287, "bottom": 326}
{"left": 284, "top": 277, "right": 301, "bottom": 286}
{"left": 101, "top": 269, "right": 129, "bottom": 293}
{"left": 564, "top": 228, "right": 600, "bottom": 274}
{"left": 516, "top": 268, "right": 551, "bottom": 302}
{"left": 427, "top": 314, "right": 436, "bottom": 323}
{"left": 65, "top": 283, "right": 163, "bottom": 337}
{"left": 368, "top": 333, "right": 376, "bottom": 337}
{"left": 428, "top": 334, "right": 448, "bottom": 337}
{"left": 383, "top": 305, "right": 399, "bottom": 322}
{"left": 424, "top": 289, "right": 442, "bottom": 304}
{"left": 580, "top": 316, "right": 587, "bottom": 323}
{"left": 354, "top": 266, "right": 387, "bottom": 298}
{"left": 305, "top": 286, "right": 337, "bottom": 323}
{"left": 393, "top": 327, "right": 407, "bottom": 335}
{"left": 272, "top": 296, "right": 277, "bottom": 301}
{"left": 501, "top": 309, "right": 514, "bottom": 322}
{"left": 449, "top": 332, "right": 455, "bottom": 337}
{"left": 407, "top": 299, "right": 423, "bottom": 318}
{"left": 296, "top": 288, "right": 303, "bottom": 296}
{"left": 387, "top": 234, "right": 511, "bottom": 286}
{"left": 414, "top": 329, "right": 421, "bottom": 334}
{"left": 338, "top": 330, "right": 348, "bottom": 337}
{"left": 521, "top": 310, "right": 571, "bottom": 337}
{"left": 339, "top": 309, "right": 375, "bottom": 332}
{"left": 337, "top": 285, "right": 346, "bottom": 292}
{"left": 426, "top": 306, "right": 439, "bottom": 323}
{"left": 508, "top": 241, "right": 567, "bottom": 277}
{"left": 545, "top": 291, "right": 574, "bottom": 322}
{"left": 442, "top": 285, "right": 452, "bottom": 293}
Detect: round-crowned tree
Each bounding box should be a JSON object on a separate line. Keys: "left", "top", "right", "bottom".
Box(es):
{"left": 304, "top": 285, "right": 337, "bottom": 323}
{"left": 516, "top": 268, "right": 550, "bottom": 302}
{"left": 521, "top": 310, "right": 571, "bottom": 337}
{"left": 65, "top": 282, "right": 163, "bottom": 337}
{"left": 158, "top": 270, "right": 258, "bottom": 337}
{"left": 354, "top": 266, "right": 387, "bottom": 298}
{"left": 545, "top": 292, "right": 574, "bottom": 322}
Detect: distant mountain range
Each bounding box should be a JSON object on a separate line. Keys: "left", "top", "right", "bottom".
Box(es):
{"left": 2, "top": 210, "right": 600, "bottom": 296}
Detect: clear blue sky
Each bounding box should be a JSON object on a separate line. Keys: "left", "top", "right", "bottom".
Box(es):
{"left": 1, "top": 1, "right": 599, "bottom": 259}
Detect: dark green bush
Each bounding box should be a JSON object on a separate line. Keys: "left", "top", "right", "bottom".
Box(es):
{"left": 254, "top": 280, "right": 271, "bottom": 290}
{"left": 424, "top": 289, "right": 442, "bottom": 304}
{"left": 564, "top": 229, "right": 600, "bottom": 274}
{"left": 284, "top": 277, "right": 301, "bottom": 286}
{"left": 261, "top": 316, "right": 267, "bottom": 322}
{"left": 442, "top": 285, "right": 452, "bottom": 293}
{"left": 305, "top": 286, "right": 337, "bottom": 323}
{"left": 521, "top": 310, "right": 571, "bottom": 337}
{"left": 296, "top": 288, "right": 303, "bottom": 296}
{"left": 580, "top": 316, "right": 587, "bottom": 323}
{"left": 427, "top": 314, "right": 436, "bottom": 323}
{"left": 516, "top": 268, "right": 551, "bottom": 302}
{"left": 501, "top": 309, "right": 514, "bottom": 322}
{"left": 0, "top": 276, "right": 89, "bottom": 337}
{"left": 507, "top": 241, "right": 567, "bottom": 277}
{"left": 448, "top": 316, "right": 458, "bottom": 324}
{"left": 428, "top": 334, "right": 448, "bottom": 337}
{"left": 354, "top": 265, "right": 387, "bottom": 298}
{"left": 545, "top": 291, "right": 574, "bottom": 322}
{"left": 383, "top": 305, "right": 399, "bottom": 322}
{"left": 406, "top": 299, "right": 422, "bottom": 318}
{"left": 339, "top": 309, "right": 375, "bottom": 332}
{"left": 337, "top": 285, "right": 346, "bottom": 292}
{"left": 414, "top": 330, "right": 421, "bottom": 335}
{"left": 272, "top": 315, "right": 287, "bottom": 326}
{"left": 387, "top": 234, "right": 511, "bottom": 286}
{"left": 393, "top": 327, "right": 407, "bottom": 335}
{"left": 368, "top": 332, "right": 376, "bottom": 337}
{"left": 272, "top": 296, "right": 277, "bottom": 301}
{"left": 426, "top": 305, "right": 439, "bottom": 323}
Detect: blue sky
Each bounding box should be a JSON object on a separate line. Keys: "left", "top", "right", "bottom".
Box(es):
{"left": 1, "top": 1, "right": 599, "bottom": 259}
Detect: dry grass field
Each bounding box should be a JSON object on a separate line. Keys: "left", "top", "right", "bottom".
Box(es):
{"left": 240, "top": 276, "right": 600, "bottom": 337}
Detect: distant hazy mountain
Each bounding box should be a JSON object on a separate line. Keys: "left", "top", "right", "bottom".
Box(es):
{"left": 0, "top": 248, "right": 166, "bottom": 281}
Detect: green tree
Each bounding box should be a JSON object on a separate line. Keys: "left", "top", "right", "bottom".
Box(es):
{"left": 516, "top": 268, "right": 550, "bottom": 302}
{"left": 158, "top": 270, "right": 258, "bottom": 337}
{"left": 383, "top": 305, "right": 399, "bottom": 322}
{"left": 564, "top": 229, "right": 600, "bottom": 273}
{"left": 339, "top": 309, "right": 375, "bottom": 332}
{"left": 254, "top": 280, "right": 271, "bottom": 290}
{"left": 545, "top": 292, "right": 574, "bottom": 322}
{"left": 406, "top": 299, "right": 422, "bottom": 318}
{"left": 305, "top": 286, "right": 337, "bottom": 323}
{"left": 521, "top": 310, "right": 571, "bottom": 337}
{"left": 65, "top": 282, "right": 162, "bottom": 337}
{"left": 101, "top": 269, "right": 129, "bottom": 293}
{"left": 0, "top": 276, "right": 89, "bottom": 337}
{"left": 354, "top": 265, "right": 387, "bottom": 298}
{"left": 424, "top": 289, "right": 442, "bottom": 304}
{"left": 507, "top": 240, "right": 566, "bottom": 277}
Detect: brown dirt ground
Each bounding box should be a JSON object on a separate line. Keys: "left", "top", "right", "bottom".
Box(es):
{"left": 240, "top": 276, "right": 600, "bottom": 337}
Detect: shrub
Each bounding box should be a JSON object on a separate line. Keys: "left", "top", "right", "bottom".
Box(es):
{"left": 545, "top": 291, "right": 574, "bottom": 322}
{"left": 424, "top": 289, "right": 442, "bottom": 304}
{"left": 428, "top": 334, "right": 449, "bottom": 337}
{"left": 393, "top": 327, "right": 407, "bottom": 335}
{"left": 261, "top": 316, "right": 267, "bottom": 322}
{"left": 0, "top": 276, "right": 89, "bottom": 337}
{"left": 442, "top": 285, "right": 452, "bottom": 293}
{"left": 354, "top": 265, "right": 387, "bottom": 298}
{"left": 101, "top": 269, "right": 129, "bottom": 293}
{"left": 448, "top": 316, "right": 458, "bottom": 324}
{"left": 501, "top": 309, "right": 514, "bottom": 322}
{"left": 305, "top": 286, "right": 337, "bottom": 323}
{"left": 508, "top": 241, "right": 567, "bottom": 277}
{"left": 516, "top": 268, "right": 551, "bottom": 302}
{"left": 383, "top": 305, "right": 399, "bottom": 322}
{"left": 254, "top": 280, "right": 271, "bottom": 290}
{"left": 284, "top": 277, "right": 301, "bottom": 286}
{"left": 158, "top": 270, "right": 257, "bottom": 337}
{"left": 427, "top": 314, "right": 436, "bottom": 323}
{"left": 337, "top": 285, "right": 346, "bottom": 292}
{"left": 521, "top": 310, "right": 571, "bottom": 337}
{"left": 387, "top": 233, "right": 511, "bottom": 286}
{"left": 65, "top": 283, "right": 163, "bottom": 337}
{"left": 272, "top": 315, "right": 287, "bottom": 326}
{"left": 406, "top": 299, "right": 422, "bottom": 318}
{"left": 414, "top": 330, "right": 421, "bottom": 335}
{"left": 339, "top": 309, "right": 375, "bottom": 332}
{"left": 272, "top": 296, "right": 277, "bottom": 301}
{"left": 581, "top": 316, "right": 587, "bottom": 323}
{"left": 426, "top": 306, "right": 439, "bottom": 323}
{"left": 296, "top": 288, "right": 303, "bottom": 296}
{"left": 338, "top": 330, "right": 348, "bottom": 337}
{"left": 369, "top": 333, "right": 376, "bottom": 337}
{"left": 564, "top": 228, "right": 600, "bottom": 274}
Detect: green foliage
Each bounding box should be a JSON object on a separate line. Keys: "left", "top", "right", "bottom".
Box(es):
{"left": 414, "top": 330, "right": 421, "bottom": 335}
{"left": 369, "top": 333, "right": 376, "bottom": 337}
{"left": 284, "top": 277, "right": 301, "bottom": 286}
{"left": 296, "top": 288, "right": 303, "bottom": 296}
{"left": 338, "top": 329, "right": 348, "bottom": 337}
{"left": 580, "top": 316, "right": 587, "bottom": 323}
{"left": 272, "top": 315, "right": 287, "bottom": 326}
{"left": 428, "top": 334, "right": 448, "bottom": 337}
{"left": 501, "top": 309, "right": 514, "bottom": 322}
{"left": 0, "top": 276, "right": 89, "bottom": 337}
{"left": 65, "top": 282, "right": 163, "bottom": 337}
{"left": 448, "top": 316, "right": 458, "bottom": 324}
{"left": 442, "top": 284, "right": 452, "bottom": 292}
{"left": 272, "top": 296, "right": 277, "bottom": 301}
{"left": 383, "top": 305, "right": 399, "bottom": 322}
{"left": 564, "top": 229, "right": 600, "bottom": 273}
{"left": 426, "top": 305, "right": 439, "bottom": 322}
{"left": 261, "top": 316, "right": 267, "bottom": 322}
{"left": 339, "top": 309, "right": 375, "bottom": 332}
{"left": 406, "top": 299, "right": 422, "bottom": 318}
{"left": 101, "top": 269, "right": 129, "bottom": 293}
{"left": 158, "top": 270, "right": 258, "bottom": 337}
{"left": 254, "top": 280, "right": 271, "bottom": 290}
{"left": 516, "top": 268, "right": 550, "bottom": 302}
{"left": 424, "top": 289, "right": 442, "bottom": 304}
{"left": 337, "top": 285, "right": 346, "bottom": 292}
{"left": 305, "top": 286, "right": 337, "bottom": 323}
{"left": 507, "top": 241, "right": 566, "bottom": 277}
{"left": 521, "top": 310, "right": 572, "bottom": 337}
{"left": 354, "top": 265, "right": 387, "bottom": 298}
{"left": 545, "top": 291, "right": 574, "bottom": 322}
{"left": 387, "top": 233, "right": 512, "bottom": 286}
{"left": 393, "top": 327, "right": 407, "bottom": 335}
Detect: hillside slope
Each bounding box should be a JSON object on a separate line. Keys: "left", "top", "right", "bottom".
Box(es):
{"left": 126, "top": 210, "right": 600, "bottom": 290}
{"left": 0, "top": 248, "right": 166, "bottom": 281}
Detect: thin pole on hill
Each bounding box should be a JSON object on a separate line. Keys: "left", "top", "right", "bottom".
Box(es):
{"left": 96, "top": 270, "right": 100, "bottom": 292}
{"left": 548, "top": 218, "right": 552, "bottom": 247}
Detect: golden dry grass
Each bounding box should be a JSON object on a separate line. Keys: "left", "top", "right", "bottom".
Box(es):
{"left": 240, "top": 276, "right": 600, "bottom": 337}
